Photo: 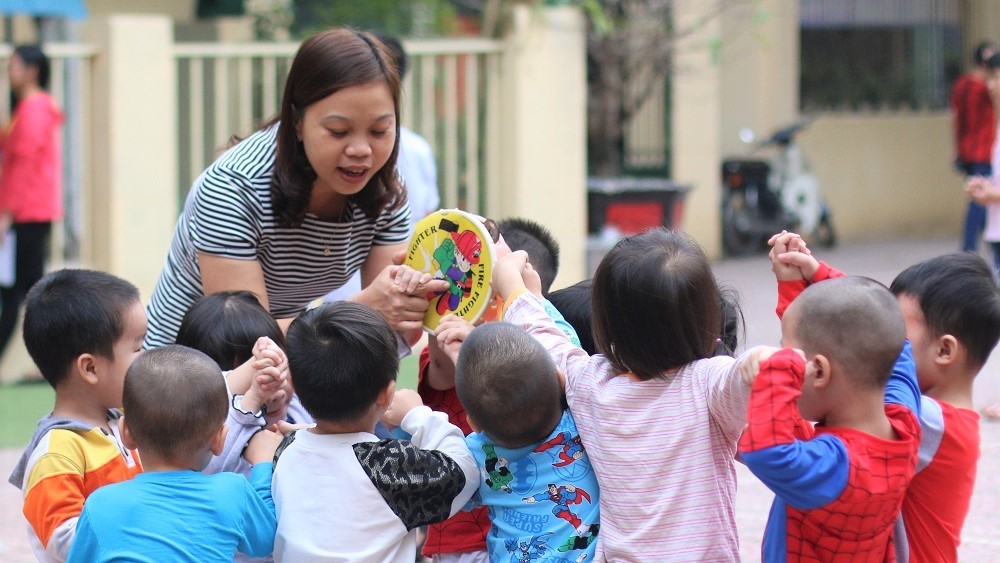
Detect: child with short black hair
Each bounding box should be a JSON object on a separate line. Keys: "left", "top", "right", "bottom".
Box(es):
{"left": 177, "top": 290, "right": 285, "bottom": 372}
{"left": 417, "top": 218, "right": 577, "bottom": 561}
{"left": 272, "top": 301, "right": 478, "bottom": 562}
{"left": 891, "top": 253, "right": 1000, "bottom": 562}
{"left": 497, "top": 217, "right": 560, "bottom": 294}
{"left": 443, "top": 321, "right": 600, "bottom": 561}
{"left": 494, "top": 228, "right": 754, "bottom": 560}
{"left": 176, "top": 291, "right": 312, "bottom": 481}
{"left": 7, "top": 269, "right": 146, "bottom": 562}
{"left": 739, "top": 233, "right": 922, "bottom": 561}
{"left": 771, "top": 236, "right": 1000, "bottom": 561}
{"left": 67, "top": 345, "right": 281, "bottom": 562}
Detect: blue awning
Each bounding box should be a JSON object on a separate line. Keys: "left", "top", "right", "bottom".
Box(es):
{"left": 0, "top": 0, "right": 87, "bottom": 20}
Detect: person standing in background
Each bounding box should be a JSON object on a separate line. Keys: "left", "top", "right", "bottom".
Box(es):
{"left": 952, "top": 41, "right": 996, "bottom": 252}
{"left": 0, "top": 45, "right": 63, "bottom": 367}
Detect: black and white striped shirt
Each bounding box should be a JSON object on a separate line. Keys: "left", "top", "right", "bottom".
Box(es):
{"left": 145, "top": 126, "right": 410, "bottom": 348}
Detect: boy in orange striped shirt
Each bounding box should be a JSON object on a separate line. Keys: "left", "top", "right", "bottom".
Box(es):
{"left": 7, "top": 269, "right": 147, "bottom": 562}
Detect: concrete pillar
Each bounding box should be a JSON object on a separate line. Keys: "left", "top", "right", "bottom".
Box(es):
{"left": 720, "top": 0, "right": 800, "bottom": 157}
{"left": 498, "top": 5, "right": 587, "bottom": 288}
{"left": 671, "top": 3, "right": 723, "bottom": 257}
{"left": 83, "top": 15, "right": 178, "bottom": 299}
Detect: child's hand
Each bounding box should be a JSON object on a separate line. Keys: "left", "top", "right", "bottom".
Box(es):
{"left": 252, "top": 338, "right": 288, "bottom": 393}
{"left": 240, "top": 337, "right": 289, "bottom": 415}
{"left": 493, "top": 250, "right": 531, "bottom": 300}
{"left": 262, "top": 378, "right": 292, "bottom": 425}
{"left": 739, "top": 346, "right": 806, "bottom": 386}
{"left": 435, "top": 314, "right": 475, "bottom": 365}
{"left": 271, "top": 420, "right": 313, "bottom": 435}
{"left": 768, "top": 231, "right": 821, "bottom": 281}
{"left": 739, "top": 346, "right": 781, "bottom": 386}
{"left": 380, "top": 389, "right": 424, "bottom": 430}
{"left": 243, "top": 428, "right": 283, "bottom": 465}
{"left": 392, "top": 264, "right": 436, "bottom": 294}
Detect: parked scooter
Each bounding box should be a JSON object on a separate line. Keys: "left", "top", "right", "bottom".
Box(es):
{"left": 721, "top": 120, "right": 836, "bottom": 256}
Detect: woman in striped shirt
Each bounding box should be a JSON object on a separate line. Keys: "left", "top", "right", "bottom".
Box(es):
{"left": 145, "top": 29, "right": 446, "bottom": 348}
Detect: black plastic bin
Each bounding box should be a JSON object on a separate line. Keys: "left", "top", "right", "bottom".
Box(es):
{"left": 585, "top": 177, "right": 692, "bottom": 275}
{"left": 587, "top": 177, "right": 691, "bottom": 234}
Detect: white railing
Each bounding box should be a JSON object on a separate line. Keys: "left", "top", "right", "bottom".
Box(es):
{"left": 173, "top": 38, "right": 504, "bottom": 217}
{"left": 0, "top": 43, "right": 98, "bottom": 267}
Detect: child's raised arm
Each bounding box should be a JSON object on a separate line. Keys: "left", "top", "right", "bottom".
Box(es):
{"left": 768, "top": 231, "right": 845, "bottom": 318}
{"left": 376, "top": 389, "right": 480, "bottom": 527}
{"left": 738, "top": 349, "right": 851, "bottom": 511}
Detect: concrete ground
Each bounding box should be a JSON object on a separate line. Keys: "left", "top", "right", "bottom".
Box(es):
{"left": 2, "top": 237, "right": 999, "bottom": 561}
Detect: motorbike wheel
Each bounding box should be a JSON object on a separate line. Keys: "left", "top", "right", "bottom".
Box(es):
{"left": 811, "top": 209, "right": 837, "bottom": 249}
{"left": 722, "top": 192, "right": 764, "bottom": 257}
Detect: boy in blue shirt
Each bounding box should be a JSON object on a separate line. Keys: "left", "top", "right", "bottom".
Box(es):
{"left": 440, "top": 321, "right": 601, "bottom": 561}
{"left": 68, "top": 345, "right": 282, "bottom": 562}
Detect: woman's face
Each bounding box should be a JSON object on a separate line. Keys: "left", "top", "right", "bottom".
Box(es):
{"left": 8, "top": 54, "right": 30, "bottom": 91}
{"left": 296, "top": 80, "right": 397, "bottom": 200}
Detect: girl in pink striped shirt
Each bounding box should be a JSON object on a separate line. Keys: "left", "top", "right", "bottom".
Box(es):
{"left": 495, "top": 228, "right": 753, "bottom": 562}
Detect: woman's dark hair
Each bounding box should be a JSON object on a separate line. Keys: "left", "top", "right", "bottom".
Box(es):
{"left": 13, "top": 44, "right": 50, "bottom": 90}
{"left": 269, "top": 28, "right": 404, "bottom": 227}
{"left": 592, "top": 228, "right": 721, "bottom": 380}
{"left": 176, "top": 291, "right": 284, "bottom": 371}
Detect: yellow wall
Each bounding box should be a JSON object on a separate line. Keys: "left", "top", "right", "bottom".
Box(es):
{"left": 87, "top": 0, "right": 197, "bottom": 22}
{"left": 720, "top": 0, "right": 799, "bottom": 157}
{"left": 798, "top": 112, "right": 964, "bottom": 241}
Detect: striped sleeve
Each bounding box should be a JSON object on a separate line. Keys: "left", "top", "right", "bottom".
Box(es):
{"left": 23, "top": 448, "right": 85, "bottom": 555}
{"left": 704, "top": 352, "right": 752, "bottom": 444}
{"left": 21, "top": 428, "right": 141, "bottom": 560}
{"left": 372, "top": 199, "right": 411, "bottom": 245}
{"left": 188, "top": 166, "right": 263, "bottom": 260}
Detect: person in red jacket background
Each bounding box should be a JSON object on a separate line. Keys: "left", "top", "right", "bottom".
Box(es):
{"left": 0, "top": 45, "right": 63, "bottom": 366}
{"left": 952, "top": 41, "right": 996, "bottom": 252}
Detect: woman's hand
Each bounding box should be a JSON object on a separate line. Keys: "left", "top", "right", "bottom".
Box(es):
{"left": 357, "top": 264, "right": 449, "bottom": 332}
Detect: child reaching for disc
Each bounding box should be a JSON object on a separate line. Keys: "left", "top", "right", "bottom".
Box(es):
{"left": 493, "top": 228, "right": 754, "bottom": 561}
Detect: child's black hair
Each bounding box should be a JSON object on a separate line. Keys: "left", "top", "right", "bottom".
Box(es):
{"left": 123, "top": 345, "right": 228, "bottom": 459}
{"left": 716, "top": 286, "right": 744, "bottom": 357}
{"left": 498, "top": 217, "right": 560, "bottom": 295}
{"left": 176, "top": 290, "right": 284, "bottom": 371}
{"left": 890, "top": 252, "right": 1000, "bottom": 370}
{"left": 23, "top": 269, "right": 140, "bottom": 388}
{"left": 791, "top": 276, "right": 905, "bottom": 388}
{"left": 547, "top": 279, "right": 596, "bottom": 355}
{"left": 592, "top": 228, "right": 720, "bottom": 380}
{"left": 455, "top": 322, "right": 563, "bottom": 448}
{"left": 285, "top": 301, "right": 399, "bottom": 423}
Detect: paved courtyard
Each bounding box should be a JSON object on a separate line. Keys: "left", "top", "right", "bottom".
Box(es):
{"left": 1, "top": 237, "right": 999, "bottom": 561}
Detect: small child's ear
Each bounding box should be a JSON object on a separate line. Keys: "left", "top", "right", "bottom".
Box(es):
{"left": 209, "top": 423, "right": 228, "bottom": 456}
{"left": 466, "top": 414, "right": 480, "bottom": 433}
{"left": 120, "top": 416, "right": 138, "bottom": 450}
{"left": 935, "top": 335, "right": 964, "bottom": 367}
{"left": 807, "top": 354, "right": 831, "bottom": 389}
{"left": 74, "top": 354, "right": 100, "bottom": 386}
{"left": 376, "top": 381, "right": 397, "bottom": 409}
